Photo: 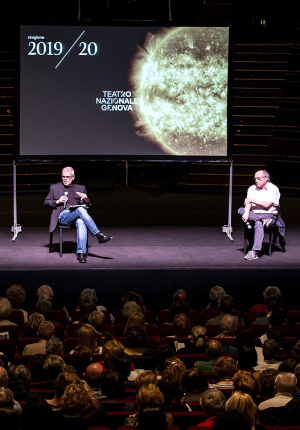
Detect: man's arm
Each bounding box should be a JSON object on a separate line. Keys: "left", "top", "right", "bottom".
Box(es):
{"left": 44, "top": 184, "right": 59, "bottom": 209}
{"left": 244, "top": 197, "right": 274, "bottom": 209}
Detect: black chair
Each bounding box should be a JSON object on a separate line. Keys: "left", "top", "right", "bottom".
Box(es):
{"left": 243, "top": 217, "right": 286, "bottom": 257}
{"left": 49, "top": 225, "right": 88, "bottom": 257}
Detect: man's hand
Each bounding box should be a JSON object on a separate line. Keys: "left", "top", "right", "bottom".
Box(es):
{"left": 76, "top": 192, "right": 88, "bottom": 201}
{"left": 56, "top": 195, "right": 68, "bottom": 205}
{"left": 242, "top": 214, "right": 249, "bottom": 223}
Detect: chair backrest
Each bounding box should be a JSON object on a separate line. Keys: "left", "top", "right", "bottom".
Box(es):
{"left": 243, "top": 311, "right": 267, "bottom": 328}
{"left": 199, "top": 310, "right": 219, "bottom": 325}
{"left": 293, "top": 322, "right": 300, "bottom": 340}
{"left": 8, "top": 311, "right": 25, "bottom": 328}
{"left": 160, "top": 323, "right": 175, "bottom": 337}
{"left": 142, "top": 311, "right": 154, "bottom": 323}
{"left": 0, "top": 339, "right": 15, "bottom": 362}
{"left": 114, "top": 311, "right": 127, "bottom": 324}
{"left": 13, "top": 355, "right": 32, "bottom": 366}
{"left": 249, "top": 324, "right": 269, "bottom": 337}
{"left": 0, "top": 325, "right": 21, "bottom": 344}
{"left": 205, "top": 325, "right": 221, "bottom": 337}
{"left": 286, "top": 310, "right": 300, "bottom": 326}
{"left": 50, "top": 310, "right": 68, "bottom": 327}
{"left": 0, "top": 354, "right": 8, "bottom": 369}
{"left": 64, "top": 337, "right": 78, "bottom": 354}
{"left": 207, "top": 337, "right": 237, "bottom": 346}
{"left": 68, "top": 323, "right": 84, "bottom": 337}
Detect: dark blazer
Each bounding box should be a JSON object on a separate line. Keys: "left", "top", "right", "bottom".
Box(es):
{"left": 44, "top": 182, "right": 91, "bottom": 232}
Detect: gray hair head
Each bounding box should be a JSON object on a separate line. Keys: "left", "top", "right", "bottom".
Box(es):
{"left": 0, "top": 298, "right": 12, "bottom": 320}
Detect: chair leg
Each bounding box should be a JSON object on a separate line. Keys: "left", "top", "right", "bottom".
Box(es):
{"left": 49, "top": 232, "right": 53, "bottom": 253}
{"left": 59, "top": 228, "right": 63, "bottom": 257}
{"left": 268, "top": 231, "right": 273, "bottom": 256}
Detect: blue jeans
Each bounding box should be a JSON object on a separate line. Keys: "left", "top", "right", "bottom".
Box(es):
{"left": 58, "top": 207, "right": 100, "bottom": 254}
{"left": 238, "top": 207, "right": 276, "bottom": 251}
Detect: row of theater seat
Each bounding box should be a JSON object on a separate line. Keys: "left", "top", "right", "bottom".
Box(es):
{"left": 7, "top": 308, "right": 300, "bottom": 328}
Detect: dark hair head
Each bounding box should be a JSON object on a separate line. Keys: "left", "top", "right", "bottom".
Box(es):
{"left": 180, "top": 369, "right": 208, "bottom": 394}
{"left": 265, "top": 296, "right": 280, "bottom": 313}
{"left": 158, "top": 377, "right": 181, "bottom": 411}
{"left": 269, "top": 310, "right": 285, "bottom": 327}
{"left": 7, "top": 365, "right": 32, "bottom": 393}
{"left": 36, "top": 299, "right": 52, "bottom": 318}
{"left": 173, "top": 313, "right": 191, "bottom": 337}
{"left": 218, "top": 295, "right": 234, "bottom": 313}
{"left": 122, "top": 291, "right": 146, "bottom": 311}
{"left": 173, "top": 290, "right": 187, "bottom": 302}
{"left": 101, "top": 371, "right": 125, "bottom": 399}
{"left": 236, "top": 331, "right": 254, "bottom": 348}
{"left": 263, "top": 339, "right": 280, "bottom": 359}
{"left": 157, "top": 344, "right": 175, "bottom": 370}
{"left": 54, "top": 372, "right": 80, "bottom": 399}
{"left": 278, "top": 359, "right": 298, "bottom": 373}
{"left": 72, "top": 346, "right": 91, "bottom": 377}
{"left": 135, "top": 370, "right": 158, "bottom": 393}
{"left": 109, "top": 352, "right": 132, "bottom": 379}
{"left": 137, "top": 407, "right": 167, "bottom": 430}
{"left": 263, "top": 286, "right": 282, "bottom": 301}
{"left": 142, "top": 349, "right": 159, "bottom": 370}
{"left": 238, "top": 346, "right": 258, "bottom": 369}
{"left": 214, "top": 410, "right": 252, "bottom": 430}
{"left": 169, "top": 301, "right": 190, "bottom": 319}
{"left": 267, "top": 326, "right": 285, "bottom": 346}
{"left": 259, "top": 368, "right": 278, "bottom": 396}
{"left": 213, "top": 356, "right": 239, "bottom": 380}
{"left": 21, "top": 394, "right": 53, "bottom": 430}
{"left": 79, "top": 300, "right": 97, "bottom": 323}
{"left": 233, "top": 371, "right": 260, "bottom": 397}
{"left": 27, "top": 354, "right": 46, "bottom": 382}
{"left": 0, "top": 408, "right": 19, "bottom": 430}
{"left": 6, "top": 284, "right": 26, "bottom": 307}
{"left": 125, "top": 325, "right": 148, "bottom": 348}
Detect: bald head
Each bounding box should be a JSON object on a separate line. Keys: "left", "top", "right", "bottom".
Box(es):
{"left": 205, "top": 339, "right": 223, "bottom": 360}
{"left": 0, "top": 367, "right": 8, "bottom": 387}
{"left": 84, "top": 363, "right": 104, "bottom": 385}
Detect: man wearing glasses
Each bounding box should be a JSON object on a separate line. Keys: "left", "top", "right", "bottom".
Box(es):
{"left": 45, "top": 166, "right": 112, "bottom": 263}
{"left": 238, "top": 170, "right": 280, "bottom": 260}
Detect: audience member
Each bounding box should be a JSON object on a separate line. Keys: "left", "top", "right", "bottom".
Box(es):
{"left": 258, "top": 372, "right": 297, "bottom": 425}
{"left": 225, "top": 392, "right": 258, "bottom": 429}
{"left": 199, "top": 286, "right": 226, "bottom": 315}
{"left": 209, "top": 356, "right": 239, "bottom": 389}
{"left": 46, "top": 371, "right": 80, "bottom": 410}
{"left": 22, "top": 313, "right": 45, "bottom": 338}
{"left": 158, "top": 377, "right": 188, "bottom": 412}
{"left": 5, "top": 284, "right": 28, "bottom": 323}
{"left": 43, "top": 355, "right": 66, "bottom": 388}
{"left": 72, "top": 324, "right": 103, "bottom": 354}
{"left": 0, "top": 407, "right": 19, "bottom": 430}
{"left": 0, "top": 365, "right": 9, "bottom": 387}
{"left": 122, "top": 301, "right": 142, "bottom": 319}
{"left": 79, "top": 288, "right": 115, "bottom": 323}
{"left": 136, "top": 407, "right": 167, "bottom": 430}
{"left": 60, "top": 380, "right": 112, "bottom": 428}
{"left": 27, "top": 354, "right": 46, "bottom": 382}
{"left": 77, "top": 300, "right": 97, "bottom": 323}
{"left": 215, "top": 314, "right": 237, "bottom": 338}
{"left": 125, "top": 312, "right": 146, "bottom": 332}
{"left": 7, "top": 365, "right": 32, "bottom": 396}
{"left": 163, "top": 357, "right": 186, "bottom": 382}
{"left": 258, "top": 368, "right": 278, "bottom": 397}
{"left": 205, "top": 295, "right": 238, "bottom": 325}
{"left": 169, "top": 300, "right": 191, "bottom": 320}
{"left": 214, "top": 410, "right": 252, "bottom": 430}
{"left": 37, "top": 285, "right": 54, "bottom": 301}
{"left": 198, "top": 388, "right": 226, "bottom": 427}
{"left": 72, "top": 346, "right": 91, "bottom": 378}
{"left": 237, "top": 346, "right": 259, "bottom": 374}
{"left": 180, "top": 369, "right": 208, "bottom": 402}
{"left": 177, "top": 325, "right": 206, "bottom": 354}
{"left": 101, "top": 371, "right": 136, "bottom": 411}
{"left": 157, "top": 344, "right": 175, "bottom": 372}
{"left": 249, "top": 286, "right": 282, "bottom": 313}
{"left": 0, "top": 298, "right": 16, "bottom": 325}
{"left": 46, "top": 336, "right": 63, "bottom": 356}
{"left": 254, "top": 339, "right": 281, "bottom": 371}
{"left": 196, "top": 339, "right": 223, "bottom": 372}
{"left": 88, "top": 310, "right": 112, "bottom": 340}
{"left": 141, "top": 348, "right": 159, "bottom": 371}
{"left": 109, "top": 352, "right": 134, "bottom": 383}
{"left": 0, "top": 387, "right": 22, "bottom": 414}
{"left": 278, "top": 358, "right": 298, "bottom": 373}
{"left": 22, "top": 321, "right": 54, "bottom": 355}
{"left": 36, "top": 299, "right": 53, "bottom": 321}
{"left": 124, "top": 325, "right": 148, "bottom": 355}
{"left": 233, "top": 371, "right": 260, "bottom": 400}
{"left": 102, "top": 339, "right": 125, "bottom": 370}
{"left": 135, "top": 371, "right": 158, "bottom": 393}
{"left": 122, "top": 291, "right": 147, "bottom": 311}
{"left": 83, "top": 363, "right": 105, "bottom": 399}
{"left": 251, "top": 296, "right": 280, "bottom": 324}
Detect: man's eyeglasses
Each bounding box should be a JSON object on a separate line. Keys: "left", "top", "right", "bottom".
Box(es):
{"left": 254, "top": 177, "right": 263, "bottom": 181}
{"left": 62, "top": 176, "right": 73, "bottom": 179}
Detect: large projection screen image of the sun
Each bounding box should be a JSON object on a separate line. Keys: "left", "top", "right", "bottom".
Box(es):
{"left": 19, "top": 25, "right": 230, "bottom": 159}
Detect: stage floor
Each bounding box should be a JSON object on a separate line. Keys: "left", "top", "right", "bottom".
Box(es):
{"left": 1, "top": 225, "right": 299, "bottom": 270}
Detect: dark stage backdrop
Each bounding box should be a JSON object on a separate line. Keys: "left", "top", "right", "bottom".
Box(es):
{"left": 18, "top": 24, "right": 232, "bottom": 161}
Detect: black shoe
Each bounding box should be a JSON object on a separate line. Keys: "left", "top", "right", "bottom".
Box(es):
{"left": 77, "top": 253, "right": 87, "bottom": 263}
{"left": 96, "top": 233, "right": 113, "bottom": 244}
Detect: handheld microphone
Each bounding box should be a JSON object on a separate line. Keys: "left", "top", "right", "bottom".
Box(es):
{"left": 63, "top": 191, "right": 68, "bottom": 209}
{"left": 246, "top": 221, "right": 252, "bottom": 229}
